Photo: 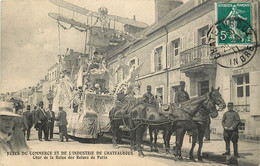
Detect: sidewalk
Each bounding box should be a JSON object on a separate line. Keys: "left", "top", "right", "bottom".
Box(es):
{"left": 144, "top": 133, "right": 260, "bottom": 165}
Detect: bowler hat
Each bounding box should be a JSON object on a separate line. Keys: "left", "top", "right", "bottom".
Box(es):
{"left": 0, "top": 101, "right": 21, "bottom": 117}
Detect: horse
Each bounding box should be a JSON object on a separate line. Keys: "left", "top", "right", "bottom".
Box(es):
{"left": 109, "top": 96, "right": 137, "bottom": 150}
{"left": 130, "top": 87, "right": 225, "bottom": 158}
{"left": 172, "top": 87, "right": 226, "bottom": 161}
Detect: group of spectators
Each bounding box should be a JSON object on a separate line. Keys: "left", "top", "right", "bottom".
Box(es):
{"left": 0, "top": 100, "right": 70, "bottom": 157}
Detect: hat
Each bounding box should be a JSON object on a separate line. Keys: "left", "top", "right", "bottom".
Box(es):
{"left": 227, "top": 102, "right": 234, "bottom": 106}
{"left": 0, "top": 101, "right": 21, "bottom": 117}
{"left": 180, "top": 81, "right": 185, "bottom": 85}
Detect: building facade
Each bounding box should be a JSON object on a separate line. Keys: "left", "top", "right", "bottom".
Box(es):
{"left": 106, "top": 0, "right": 260, "bottom": 139}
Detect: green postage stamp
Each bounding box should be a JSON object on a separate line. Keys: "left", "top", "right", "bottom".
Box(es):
{"left": 215, "top": 3, "right": 252, "bottom": 46}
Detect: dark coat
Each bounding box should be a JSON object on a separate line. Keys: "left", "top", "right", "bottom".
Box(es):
{"left": 46, "top": 111, "right": 55, "bottom": 126}
{"left": 23, "top": 110, "right": 33, "bottom": 128}
{"left": 175, "top": 90, "right": 190, "bottom": 104}
{"left": 35, "top": 108, "right": 48, "bottom": 124}
{"left": 55, "top": 110, "right": 68, "bottom": 126}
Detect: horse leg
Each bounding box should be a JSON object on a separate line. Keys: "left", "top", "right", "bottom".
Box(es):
{"left": 189, "top": 129, "right": 198, "bottom": 161}
{"left": 154, "top": 129, "right": 159, "bottom": 152}
{"left": 164, "top": 129, "right": 171, "bottom": 155}
{"left": 129, "top": 121, "right": 136, "bottom": 151}
{"left": 136, "top": 125, "right": 145, "bottom": 157}
{"left": 197, "top": 127, "right": 205, "bottom": 161}
{"left": 111, "top": 121, "right": 118, "bottom": 148}
{"left": 149, "top": 127, "right": 154, "bottom": 152}
{"left": 175, "top": 128, "right": 186, "bottom": 160}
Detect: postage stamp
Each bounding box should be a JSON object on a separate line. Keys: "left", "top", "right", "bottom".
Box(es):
{"left": 215, "top": 3, "right": 252, "bottom": 46}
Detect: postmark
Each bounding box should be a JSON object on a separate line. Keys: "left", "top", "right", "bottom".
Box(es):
{"left": 207, "top": 3, "right": 257, "bottom": 68}
{"left": 215, "top": 3, "right": 252, "bottom": 46}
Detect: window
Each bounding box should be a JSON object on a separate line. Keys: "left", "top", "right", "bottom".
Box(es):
{"left": 238, "top": 122, "right": 245, "bottom": 131}
{"left": 236, "top": 74, "right": 250, "bottom": 97}
{"left": 156, "top": 87, "right": 163, "bottom": 104}
{"left": 199, "top": 80, "right": 209, "bottom": 96}
{"left": 198, "top": 26, "right": 209, "bottom": 45}
{"left": 170, "top": 39, "right": 180, "bottom": 67}
{"left": 129, "top": 59, "right": 136, "bottom": 69}
{"left": 154, "top": 46, "right": 163, "bottom": 71}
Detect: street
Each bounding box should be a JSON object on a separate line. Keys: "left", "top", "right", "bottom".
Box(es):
{"left": 1, "top": 129, "right": 228, "bottom": 166}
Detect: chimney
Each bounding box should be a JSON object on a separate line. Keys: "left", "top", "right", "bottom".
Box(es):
{"left": 155, "top": 0, "right": 183, "bottom": 22}
{"left": 133, "top": 15, "right": 136, "bottom": 21}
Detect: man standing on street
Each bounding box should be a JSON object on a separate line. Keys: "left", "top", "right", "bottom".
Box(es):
{"left": 46, "top": 104, "right": 55, "bottom": 139}
{"left": 0, "top": 101, "right": 21, "bottom": 156}
{"left": 142, "top": 85, "right": 156, "bottom": 105}
{"left": 175, "top": 81, "right": 190, "bottom": 106}
{"left": 35, "top": 101, "right": 50, "bottom": 141}
{"left": 56, "top": 106, "right": 69, "bottom": 142}
{"left": 23, "top": 105, "right": 33, "bottom": 140}
{"left": 222, "top": 102, "right": 241, "bottom": 157}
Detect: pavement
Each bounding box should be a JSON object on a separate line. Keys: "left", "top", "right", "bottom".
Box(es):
{"left": 142, "top": 132, "right": 260, "bottom": 166}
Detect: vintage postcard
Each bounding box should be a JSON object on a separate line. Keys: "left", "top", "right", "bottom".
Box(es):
{"left": 0, "top": 0, "right": 259, "bottom": 166}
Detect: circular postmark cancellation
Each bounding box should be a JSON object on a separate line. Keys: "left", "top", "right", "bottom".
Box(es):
{"left": 207, "top": 17, "right": 257, "bottom": 68}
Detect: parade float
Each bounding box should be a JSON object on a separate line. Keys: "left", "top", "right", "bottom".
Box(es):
{"left": 48, "top": 0, "right": 147, "bottom": 139}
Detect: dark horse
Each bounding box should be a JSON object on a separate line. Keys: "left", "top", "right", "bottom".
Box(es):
{"left": 172, "top": 87, "right": 226, "bottom": 161}
{"left": 129, "top": 87, "right": 225, "bottom": 158}
{"left": 109, "top": 96, "right": 137, "bottom": 149}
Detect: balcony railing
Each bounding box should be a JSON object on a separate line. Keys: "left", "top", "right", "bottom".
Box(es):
{"left": 180, "top": 45, "right": 215, "bottom": 69}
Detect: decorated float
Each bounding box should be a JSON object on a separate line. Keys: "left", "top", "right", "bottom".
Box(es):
{"left": 48, "top": 0, "right": 146, "bottom": 139}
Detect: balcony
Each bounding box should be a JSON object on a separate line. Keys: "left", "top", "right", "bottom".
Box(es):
{"left": 180, "top": 45, "right": 216, "bottom": 74}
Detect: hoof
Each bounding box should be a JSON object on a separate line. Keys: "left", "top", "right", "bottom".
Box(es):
{"left": 178, "top": 156, "right": 183, "bottom": 160}
{"left": 198, "top": 156, "right": 203, "bottom": 161}
{"left": 154, "top": 148, "right": 159, "bottom": 153}
{"left": 165, "top": 150, "right": 171, "bottom": 155}
{"left": 138, "top": 151, "right": 144, "bottom": 158}
{"left": 112, "top": 144, "right": 119, "bottom": 149}
{"left": 189, "top": 156, "right": 195, "bottom": 161}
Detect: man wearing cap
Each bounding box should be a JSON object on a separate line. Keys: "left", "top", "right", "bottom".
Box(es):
{"left": 175, "top": 81, "right": 190, "bottom": 106}
{"left": 0, "top": 101, "right": 21, "bottom": 156}
{"left": 55, "top": 106, "right": 69, "bottom": 142}
{"left": 222, "top": 102, "right": 241, "bottom": 157}
{"left": 23, "top": 105, "right": 33, "bottom": 140}
{"left": 35, "top": 101, "right": 50, "bottom": 141}
{"left": 142, "top": 85, "right": 156, "bottom": 105}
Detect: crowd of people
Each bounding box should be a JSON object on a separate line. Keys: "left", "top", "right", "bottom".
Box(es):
{"left": 0, "top": 100, "right": 70, "bottom": 157}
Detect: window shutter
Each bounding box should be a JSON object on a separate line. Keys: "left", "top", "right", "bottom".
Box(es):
{"left": 223, "top": 76, "right": 231, "bottom": 105}
{"left": 194, "top": 30, "right": 198, "bottom": 46}
{"left": 250, "top": 71, "right": 260, "bottom": 116}
{"left": 167, "top": 42, "right": 171, "bottom": 68}
{"left": 162, "top": 43, "right": 167, "bottom": 69}
{"left": 150, "top": 50, "right": 155, "bottom": 73}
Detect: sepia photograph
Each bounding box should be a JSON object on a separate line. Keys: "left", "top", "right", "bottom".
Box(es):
{"left": 0, "top": 0, "right": 259, "bottom": 165}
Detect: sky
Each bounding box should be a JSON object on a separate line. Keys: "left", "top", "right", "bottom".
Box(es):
{"left": 0, "top": 0, "right": 156, "bottom": 93}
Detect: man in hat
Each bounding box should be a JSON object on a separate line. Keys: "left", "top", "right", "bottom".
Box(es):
{"left": 23, "top": 105, "right": 33, "bottom": 140}
{"left": 0, "top": 101, "right": 21, "bottom": 156}
{"left": 46, "top": 104, "right": 55, "bottom": 139}
{"left": 55, "top": 106, "right": 69, "bottom": 142}
{"left": 175, "top": 81, "right": 190, "bottom": 106}
{"left": 35, "top": 101, "right": 50, "bottom": 141}
{"left": 142, "top": 85, "right": 156, "bottom": 105}
{"left": 222, "top": 102, "right": 241, "bottom": 157}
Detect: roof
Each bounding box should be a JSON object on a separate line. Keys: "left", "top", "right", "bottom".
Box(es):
{"left": 107, "top": 0, "right": 196, "bottom": 59}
